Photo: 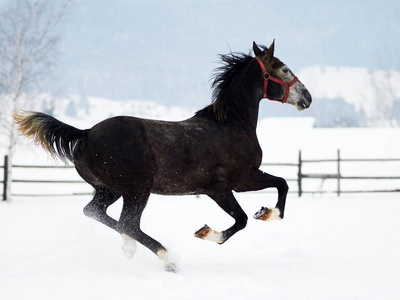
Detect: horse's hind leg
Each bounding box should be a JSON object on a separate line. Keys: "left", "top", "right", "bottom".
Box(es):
{"left": 195, "top": 192, "right": 248, "bottom": 244}
{"left": 83, "top": 186, "right": 121, "bottom": 230}
{"left": 117, "top": 192, "right": 177, "bottom": 272}
{"left": 83, "top": 187, "right": 138, "bottom": 259}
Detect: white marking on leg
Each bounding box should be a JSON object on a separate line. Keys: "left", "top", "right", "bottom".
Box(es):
{"left": 203, "top": 229, "right": 224, "bottom": 244}
{"left": 157, "top": 249, "right": 179, "bottom": 273}
{"left": 121, "top": 234, "right": 137, "bottom": 260}
{"left": 267, "top": 208, "right": 282, "bottom": 221}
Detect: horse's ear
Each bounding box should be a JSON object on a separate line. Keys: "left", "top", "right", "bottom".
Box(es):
{"left": 266, "top": 39, "right": 275, "bottom": 59}
{"left": 253, "top": 41, "right": 263, "bottom": 56}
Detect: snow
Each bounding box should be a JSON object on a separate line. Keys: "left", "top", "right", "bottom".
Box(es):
{"left": 1, "top": 193, "right": 399, "bottom": 299}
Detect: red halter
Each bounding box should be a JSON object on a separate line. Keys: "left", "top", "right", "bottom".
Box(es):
{"left": 255, "top": 57, "right": 298, "bottom": 103}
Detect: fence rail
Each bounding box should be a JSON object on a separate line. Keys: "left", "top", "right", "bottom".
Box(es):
{"left": 2, "top": 150, "right": 400, "bottom": 200}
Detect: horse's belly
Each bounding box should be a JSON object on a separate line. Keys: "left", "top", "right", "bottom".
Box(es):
{"left": 151, "top": 175, "right": 209, "bottom": 195}
{"left": 151, "top": 164, "right": 236, "bottom": 195}
{"left": 151, "top": 170, "right": 220, "bottom": 195}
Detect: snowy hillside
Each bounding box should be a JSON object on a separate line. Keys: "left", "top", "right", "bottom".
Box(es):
{"left": 298, "top": 66, "right": 400, "bottom": 126}
{"left": 44, "top": 95, "right": 195, "bottom": 129}
{"left": 27, "top": 62, "right": 400, "bottom": 130}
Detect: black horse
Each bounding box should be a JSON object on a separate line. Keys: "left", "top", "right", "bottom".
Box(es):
{"left": 14, "top": 41, "right": 311, "bottom": 272}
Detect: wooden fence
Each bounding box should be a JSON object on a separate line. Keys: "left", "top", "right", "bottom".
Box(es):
{"left": 2, "top": 151, "right": 400, "bottom": 200}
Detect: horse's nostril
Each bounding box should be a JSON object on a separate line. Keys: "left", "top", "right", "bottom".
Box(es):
{"left": 297, "top": 102, "right": 307, "bottom": 110}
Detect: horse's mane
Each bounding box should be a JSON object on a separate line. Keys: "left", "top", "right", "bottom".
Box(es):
{"left": 196, "top": 46, "right": 269, "bottom": 121}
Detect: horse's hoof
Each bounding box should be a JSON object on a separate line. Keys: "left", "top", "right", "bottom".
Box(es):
{"left": 158, "top": 249, "right": 179, "bottom": 273}
{"left": 194, "top": 224, "right": 211, "bottom": 239}
{"left": 254, "top": 207, "right": 282, "bottom": 221}
{"left": 121, "top": 234, "right": 137, "bottom": 260}
{"left": 194, "top": 224, "right": 224, "bottom": 243}
{"left": 164, "top": 262, "right": 178, "bottom": 273}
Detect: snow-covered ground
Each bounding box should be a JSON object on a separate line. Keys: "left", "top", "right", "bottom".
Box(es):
{"left": 1, "top": 193, "right": 399, "bottom": 300}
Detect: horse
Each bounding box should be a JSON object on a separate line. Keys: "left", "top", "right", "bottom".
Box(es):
{"left": 14, "top": 40, "right": 312, "bottom": 272}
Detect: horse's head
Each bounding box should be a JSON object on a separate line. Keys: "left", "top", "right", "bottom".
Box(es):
{"left": 253, "top": 40, "right": 312, "bottom": 111}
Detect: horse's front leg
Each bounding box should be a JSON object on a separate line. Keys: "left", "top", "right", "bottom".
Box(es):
{"left": 236, "top": 169, "right": 288, "bottom": 221}
{"left": 194, "top": 192, "right": 248, "bottom": 244}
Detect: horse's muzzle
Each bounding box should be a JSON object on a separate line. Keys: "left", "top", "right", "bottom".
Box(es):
{"left": 297, "top": 90, "right": 312, "bottom": 110}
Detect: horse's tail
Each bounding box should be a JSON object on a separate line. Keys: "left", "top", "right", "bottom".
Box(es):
{"left": 14, "top": 111, "right": 87, "bottom": 164}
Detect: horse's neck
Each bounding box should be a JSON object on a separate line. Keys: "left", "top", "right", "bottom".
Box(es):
{"left": 239, "top": 98, "right": 260, "bottom": 130}
{"left": 197, "top": 61, "right": 262, "bottom": 130}
{"left": 228, "top": 75, "right": 261, "bottom": 130}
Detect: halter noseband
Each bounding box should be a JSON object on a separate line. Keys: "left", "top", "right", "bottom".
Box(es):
{"left": 255, "top": 57, "right": 298, "bottom": 103}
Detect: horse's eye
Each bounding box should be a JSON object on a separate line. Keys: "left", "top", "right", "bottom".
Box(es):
{"left": 282, "top": 68, "right": 289, "bottom": 74}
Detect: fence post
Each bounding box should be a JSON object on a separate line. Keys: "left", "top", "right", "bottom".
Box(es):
{"left": 337, "top": 149, "right": 341, "bottom": 196}
{"left": 298, "top": 150, "right": 302, "bottom": 197}
{"left": 3, "top": 155, "right": 8, "bottom": 201}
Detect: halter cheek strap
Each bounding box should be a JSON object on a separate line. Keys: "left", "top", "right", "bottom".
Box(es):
{"left": 255, "top": 57, "right": 298, "bottom": 103}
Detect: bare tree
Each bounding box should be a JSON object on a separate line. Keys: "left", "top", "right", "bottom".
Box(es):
{"left": 0, "top": 0, "right": 72, "bottom": 200}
